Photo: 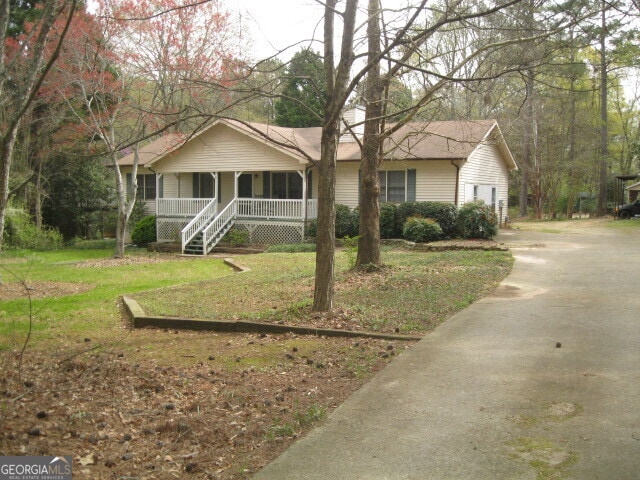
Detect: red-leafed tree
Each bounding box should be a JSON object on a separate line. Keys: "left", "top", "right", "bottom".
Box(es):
{"left": 103, "top": 0, "right": 241, "bottom": 131}
{"left": 49, "top": 0, "right": 243, "bottom": 257}
{"left": 0, "top": 0, "right": 79, "bottom": 250}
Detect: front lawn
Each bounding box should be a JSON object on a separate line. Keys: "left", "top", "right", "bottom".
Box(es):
{"left": 0, "top": 242, "right": 512, "bottom": 479}
{"left": 134, "top": 249, "right": 512, "bottom": 334}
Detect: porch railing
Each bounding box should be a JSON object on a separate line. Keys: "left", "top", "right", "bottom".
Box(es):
{"left": 180, "top": 199, "right": 217, "bottom": 249}
{"left": 306, "top": 199, "right": 318, "bottom": 219}
{"left": 159, "top": 198, "right": 318, "bottom": 220}
{"left": 158, "top": 198, "right": 212, "bottom": 217}
{"left": 236, "top": 198, "right": 312, "bottom": 220}
{"left": 202, "top": 199, "right": 238, "bottom": 254}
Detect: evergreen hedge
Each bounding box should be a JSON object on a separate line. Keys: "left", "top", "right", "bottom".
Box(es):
{"left": 131, "top": 216, "right": 157, "bottom": 247}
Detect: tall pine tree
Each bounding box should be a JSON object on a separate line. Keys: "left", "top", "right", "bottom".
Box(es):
{"left": 274, "top": 48, "right": 327, "bottom": 127}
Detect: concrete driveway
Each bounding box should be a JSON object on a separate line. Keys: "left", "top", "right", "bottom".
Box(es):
{"left": 254, "top": 223, "right": 640, "bottom": 479}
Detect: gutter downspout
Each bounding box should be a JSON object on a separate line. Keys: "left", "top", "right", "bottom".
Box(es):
{"left": 450, "top": 159, "right": 465, "bottom": 206}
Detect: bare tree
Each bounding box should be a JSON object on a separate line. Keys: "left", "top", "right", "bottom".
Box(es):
{"left": 313, "top": 0, "right": 360, "bottom": 311}
{"left": 355, "top": 0, "right": 556, "bottom": 266}
{"left": 53, "top": 0, "right": 243, "bottom": 258}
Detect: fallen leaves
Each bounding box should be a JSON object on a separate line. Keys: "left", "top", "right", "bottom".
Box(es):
{"left": 1, "top": 333, "right": 403, "bottom": 479}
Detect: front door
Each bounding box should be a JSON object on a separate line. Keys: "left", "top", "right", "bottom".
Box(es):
{"left": 238, "top": 173, "right": 253, "bottom": 198}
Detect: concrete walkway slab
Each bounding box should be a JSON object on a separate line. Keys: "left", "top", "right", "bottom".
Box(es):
{"left": 254, "top": 227, "right": 640, "bottom": 479}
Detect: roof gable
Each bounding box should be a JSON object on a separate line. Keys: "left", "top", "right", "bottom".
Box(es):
{"left": 118, "top": 118, "right": 516, "bottom": 171}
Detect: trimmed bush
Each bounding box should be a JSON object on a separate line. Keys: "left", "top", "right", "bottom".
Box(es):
{"left": 305, "top": 203, "right": 360, "bottom": 238}
{"left": 335, "top": 204, "right": 359, "bottom": 239}
{"left": 305, "top": 219, "right": 318, "bottom": 238}
{"left": 402, "top": 217, "right": 443, "bottom": 243}
{"left": 457, "top": 201, "right": 498, "bottom": 239}
{"left": 306, "top": 204, "right": 359, "bottom": 240}
{"left": 131, "top": 216, "right": 157, "bottom": 247}
{"left": 379, "top": 203, "right": 399, "bottom": 239}
{"left": 397, "top": 202, "right": 458, "bottom": 238}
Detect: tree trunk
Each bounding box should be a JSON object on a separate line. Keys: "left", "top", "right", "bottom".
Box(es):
{"left": 312, "top": 0, "right": 359, "bottom": 312}
{"left": 34, "top": 161, "right": 43, "bottom": 228}
{"left": 313, "top": 126, "right": 338, "bottom": 311}
{"left": 519, "top": 71, "right": 535, "bottom": 218}
{"left": 0, "top": 134, "right": 17, "bottom": 249}
{"left": 597, "top": 1, "right": 609, "bottom": 215}
{"left": 356, "top": 0, "right": 384, "bottom": 268}
{"left": 566, "top": 30, "right": 579, "bottom": 219}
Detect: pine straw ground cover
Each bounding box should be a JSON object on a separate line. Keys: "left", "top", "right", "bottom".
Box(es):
{"left": 0, "top": 244, "right": 511, "bottom": 479}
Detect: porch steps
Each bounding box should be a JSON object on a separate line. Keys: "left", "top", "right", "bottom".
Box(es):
{"left": 184, "top": 220, "right": 235, "bottom": 255}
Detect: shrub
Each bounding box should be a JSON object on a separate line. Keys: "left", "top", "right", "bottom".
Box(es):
{"left": 397, "top": 202, "right": 458, "bottom": 238}
{"left": 335, "top": 204, "right": 359, "bottom": 239}
{"left": 221, "top": 227, "right": 249, "bottom": 246}
{"left": 340, "top": 235, "right": 359, "bottom": 269}
{"left": 308, "top": 204, "right": 359, "bottom": 239}
{"left": 402, "top": 217, "right": 443, "bottom": 243}
{"left": 379, "top": 203, "right": 399, "bottom": 239}
{"left": 131, "top": 216, "right": 157, "bottom": 246}
{"left": 305, "top": 219, "right": 317, "bottom": 238}
{"left": 457, "top": 201, "right": 498, "bottom": 239}
{"left": 3, "top": 207, "right": 63, "bottom": 250}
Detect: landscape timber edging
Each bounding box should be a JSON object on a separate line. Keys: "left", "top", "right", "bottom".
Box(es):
{"left": 121, "top": 296, "right": 422, "bottom": 342}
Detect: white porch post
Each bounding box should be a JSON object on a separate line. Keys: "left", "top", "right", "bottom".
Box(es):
{"left": 210, "top": 172, "right": 217, "bottom": 201}
{"left": 174, "top": 173, "right": 181, "bottom": 197}
{"left": 298, "top": 170, "right": 307, "bottom": 221}
{"left": 155, "top": 173, "right": 162, "bottom": 215}
{"left": 234, "top": 171, "right": 243, "bottom": 199}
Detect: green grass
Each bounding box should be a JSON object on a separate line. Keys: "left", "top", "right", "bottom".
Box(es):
{"left": 0, "top": 246, "right": 231, "bottom": 347}
{"left": 265, "top": 404, "right": 328, "bottom": 441}
{"left": 605, "top": 218, "right": 640, "bottom": 231}
{"left": 134, "top": 248, "right": 512, "bottom": 334}
{"left": 508, "top": 437, "right": 578, "bottom": 479}
{"left": 1, "top": 244, "right": 512, "bottom": 355}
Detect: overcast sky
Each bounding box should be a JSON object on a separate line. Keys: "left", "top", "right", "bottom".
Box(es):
{"left": 231, "top": 0, "right": 326, "bottom": 61}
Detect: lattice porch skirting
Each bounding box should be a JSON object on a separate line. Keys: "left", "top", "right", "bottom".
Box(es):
{"left": 233, "top": 220, "right": 306, "bottom": 245}
{"left": 157, "top": 217, "right": 308, "bottom": 245}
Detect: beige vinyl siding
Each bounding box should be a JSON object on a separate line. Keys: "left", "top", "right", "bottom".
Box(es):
{"left": 220, "top": 172, "right": 236, "bottom": 205}
{"left": 336, "top": 160, "right": 458, "bottom": 209}
{"left": 411, "top": 160, "right": 457, "bottom": 203}
{"left": 336, "top": 162, "right": 360, "bottom": 208}
{"left": 459, "top": 142, "right": 510, "bottom": 212}
{"left": 155, "top": 124, "right": 306, "bottom": 173}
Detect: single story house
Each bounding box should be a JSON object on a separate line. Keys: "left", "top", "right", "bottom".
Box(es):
{"left": 119, "top": 109, "right": 517, "bottom": 254}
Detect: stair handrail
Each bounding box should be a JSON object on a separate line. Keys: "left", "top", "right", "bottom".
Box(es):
{"left": 201, "top": 198, "right": 239, "bottom": 254}
{"left": 181, "top": 199, "right": 217, "bottom": 252}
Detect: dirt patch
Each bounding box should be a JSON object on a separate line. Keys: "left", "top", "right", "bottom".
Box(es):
{"left": 75, "top": 253, "right": 204, "bottom": 268}
{"left": 0, "top": 281, "right": 93, "bottom": 300}
{"left": 0, "top": 333, "right": 403, "bottom": 479}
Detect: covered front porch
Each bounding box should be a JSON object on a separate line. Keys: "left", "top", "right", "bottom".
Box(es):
{"left": 151, "top": 170, "right": 317, "bottom": 253}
